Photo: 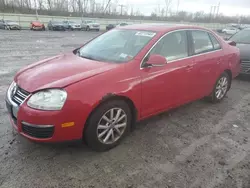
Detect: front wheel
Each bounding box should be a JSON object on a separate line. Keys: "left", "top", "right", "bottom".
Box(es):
{"left": 84, "top": 100, "right": 132, "bottom": 151}
{"left": 206, "top": 72, "right": 230, "bottom": 103}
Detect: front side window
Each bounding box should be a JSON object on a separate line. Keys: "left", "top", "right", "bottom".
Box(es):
{"left": 150, "top": 30, "right": 188, "bottom": 61}
{"left": 191, "top": 31, "right": 213, "bottom": 54}
{"left": 78, "top": 29, "right": 156, "bottom": 63}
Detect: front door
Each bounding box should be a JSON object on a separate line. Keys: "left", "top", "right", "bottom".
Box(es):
{"left": 140, "top": 30, "right": 196, "bottom": 117}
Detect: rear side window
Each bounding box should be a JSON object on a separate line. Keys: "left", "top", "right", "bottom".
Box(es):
{"left": 191, "top": 31, "right": 213, "bottom": 54}
{"left": 209, "top": 33, "right": 221, "bottom": 50}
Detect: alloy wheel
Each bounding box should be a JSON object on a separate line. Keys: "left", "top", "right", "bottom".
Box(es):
{"left": 97, "top": 108, "right": 127, "bottom": 145}
{"left": 215, "top": 76, "right": 228, "bottom": 100}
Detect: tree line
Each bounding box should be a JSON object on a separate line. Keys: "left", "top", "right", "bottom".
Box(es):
{"left": 1, "top": 0, "right": 250, "bottom": 24}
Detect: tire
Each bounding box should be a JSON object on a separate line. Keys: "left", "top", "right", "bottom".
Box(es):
{"left": 206, "top": 72, "right": 230, "bottom": 103}
{"left": 86, "top": 26, "right": 90, "bottom": 31}
{"left": 84, "top": 100, "right": 132, "bottom": 152}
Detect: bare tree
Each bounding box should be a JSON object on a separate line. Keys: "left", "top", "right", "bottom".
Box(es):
{"left": 83, "top": 0, "right": 88, "bottom": 13}
{"left": 24, "top": 0, "right": 32, "bottom": 11}
{"left": 37, "top": 0, "right": 44, "bottom": 10}
{"left": 160, "top": 8, "right": 165, "bottom": 17}
{"left": 47, "top": 0, "right": 53, "bottom": 11}
{"left": 69, "top": 0, "right": 77, "bottom": 12}
{"left": 165, "top": 0, "right": 172, "bottom": 16}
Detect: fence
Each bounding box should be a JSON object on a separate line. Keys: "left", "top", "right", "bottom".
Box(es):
{"left": 0, "top": 13, "right": 227, "bottom": 30}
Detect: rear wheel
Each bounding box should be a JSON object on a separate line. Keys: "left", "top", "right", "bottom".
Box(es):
{"left": 84, "top": 100, "right": 132, "bottom": 151}
{"left": 86, "top": 26, "right": 90, "bottom": 31}
{"left": 206, "top": 72, "right": 230, "bottom": 103}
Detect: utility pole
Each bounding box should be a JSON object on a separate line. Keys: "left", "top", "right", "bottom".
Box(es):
{"left": 216, "top": 2, "right": 220, "bottom": 17}
{"left": 34, "top": 0, "right": 38, "bottom": 20}
{"left": 177, "top": 0, "right": 180, "bottom": 14}
{"left": 104, "top": 0, "right": 112, "bottom": 13}
{"left": 118, "top": 4, "right": 125, "bottom": 15}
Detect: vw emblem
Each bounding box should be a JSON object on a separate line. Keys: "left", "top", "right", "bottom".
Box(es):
{"left": 12, "top": 85, "right": 17, "bottom": 97}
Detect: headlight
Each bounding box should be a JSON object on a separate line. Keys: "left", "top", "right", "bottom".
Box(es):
{"left": 27, "top": 89, "right": 67, "bottom": 111}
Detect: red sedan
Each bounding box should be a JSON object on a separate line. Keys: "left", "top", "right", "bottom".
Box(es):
{"left": 6, "top": 24, "right": 240, "bottom": 151}
{"left": 30, "top": 21, "right": 45, "bottom": 31}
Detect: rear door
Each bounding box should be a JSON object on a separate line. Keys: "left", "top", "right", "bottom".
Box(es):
{"left": 189, "top": 30, "right": 223, "bottom": 98}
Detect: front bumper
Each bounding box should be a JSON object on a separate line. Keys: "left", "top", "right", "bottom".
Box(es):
{"left": 32, "top": 26, "right": 44, "bottom": 30}
{"left": 5, "top": 86, "right": 85, "bottom": 143}
{"left": 71, "top": 25, "right": 82, "bottom": 30}
{"left": 89, "top": 26, "right": 100, "bottom": 30}
{"left": 53, "top": 26, "right": 65, "bottom": 30}
{"left": 8, "top": 25, "right": 21, "bottom": 30}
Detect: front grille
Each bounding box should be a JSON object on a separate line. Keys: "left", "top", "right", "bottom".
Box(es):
{"left": 241, "top": 59, "right": 250, "bottom": 73}
{"left": 22, "top": 123, "right": 54, "bottom": 139}
{"left": 11, "top": 86, "right": 30, "bottom": 106}
{"left": 93, "top": 24, "right": 99, "bottom": 27}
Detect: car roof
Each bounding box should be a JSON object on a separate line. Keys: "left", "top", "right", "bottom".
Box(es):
{"left": 119, "top": 23, "right": 209, "bottom": 32}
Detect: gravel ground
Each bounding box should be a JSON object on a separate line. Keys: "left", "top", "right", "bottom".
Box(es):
{"left": 1, "top": 30, "right": 250, "bottom": 188}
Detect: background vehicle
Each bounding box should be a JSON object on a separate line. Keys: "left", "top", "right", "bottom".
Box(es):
{"left": 82, "top": 20, "right": 100, "bottom": 31}
{"left": 0, "top": 19, "right": 21, "bottom": 30}
{"left": 6, "top": 25, "right": 240, "bottom": 151}
{"left": 47, "top": 20, "right": 65, "bottom": 31}
{"left": 106, "top": 24, "right": 116, "bottom": 31}
{"left": 228, "top": 28, "right": 250, "bottom": 75}
{"left": 30, "top": 21, "right": 45, "bottom": 31}
{"left": 106, "top": 23, "right": 129, "bottom": 31}
{"left": 222, "top": 27, "right": 239, "bottom": 35}
{"left": 62, "top": 20, "right": 82, "bottom": 30}
{"left": 116, "top": 22, "right": 129, "bottom": 27}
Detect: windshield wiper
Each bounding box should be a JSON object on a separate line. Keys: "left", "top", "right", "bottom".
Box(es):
{"left": 80, "top": 55, "right": 96, "bottom": 60}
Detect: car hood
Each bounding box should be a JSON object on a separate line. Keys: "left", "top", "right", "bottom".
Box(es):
{"left": 236, "top": 43, "right": 250, "bottom": 60}
{"left": 33, "top": 22, "right": 44, "bottom": 27}
{"left": 7, "top": 22, "right": 19, "bottom": 26}
{"left": 89, "top": 22, "right": 99, "bottom": 25}
{"left": 53, "top": 23, "right": 64, "bottom": 26}
{"left": 15, "top": 53, "right": 118, "bottom": 93}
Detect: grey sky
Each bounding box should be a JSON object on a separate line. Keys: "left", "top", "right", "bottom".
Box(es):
{"left": 116, "top": 0, "right": 250, "bottom": 16}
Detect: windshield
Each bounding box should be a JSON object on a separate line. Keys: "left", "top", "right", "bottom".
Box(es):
{"left": 69, "top": 21, "right": 76, "bottom": 24}
{"left": 52, "top": 21, "right": 62, "bottom": 24}
{"left": 78, "top": 29, "right": 156, "bottom": 63}
{"left": 230, "top": 29, "right": 250, "bottom": 44}
{"left": 86, "top": 21, "right": 93, "bottom": 23}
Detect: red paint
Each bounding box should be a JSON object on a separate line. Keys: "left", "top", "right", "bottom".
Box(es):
{"left": 9, "top": 25, "right": 240, "bottom": 142}
{"left": 30, "top": 21, "right": 45, "bottom": 29}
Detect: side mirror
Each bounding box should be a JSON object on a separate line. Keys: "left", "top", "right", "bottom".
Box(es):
{"left": 145, "top": 54, "right": 167, "bottom": 67}
{"left": 226, "top": 40, "right": 237, "bottom": 46}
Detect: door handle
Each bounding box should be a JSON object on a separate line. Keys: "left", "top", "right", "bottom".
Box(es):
{"left": 186, "top": 63, "right": 196, "bottom": 71}
{"left": 217, "top": 58, "right": 222, "bottom": 65}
